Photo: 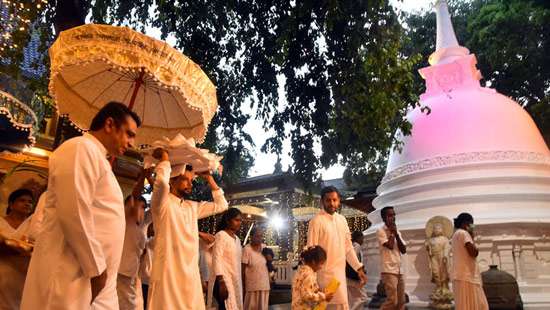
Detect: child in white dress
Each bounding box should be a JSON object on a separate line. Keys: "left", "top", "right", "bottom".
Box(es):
{"left": 291, "top": 246, "right": 334, "bottom": 309}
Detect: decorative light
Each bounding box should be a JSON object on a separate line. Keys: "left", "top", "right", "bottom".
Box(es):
{"left": 0, "top": 0, "right": 48, "bottom": 52}
{"left": 269, "top": 214, "right": 285, "bottom": 230}
{"left": 23, "top": 146, "right": 50, "bottom": 157}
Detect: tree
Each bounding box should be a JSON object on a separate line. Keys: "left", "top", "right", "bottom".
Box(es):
{"left": 6, "top": 0, "right": 421, "bottom": 189}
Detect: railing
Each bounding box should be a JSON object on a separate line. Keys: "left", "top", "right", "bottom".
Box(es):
{"left": 273, "top": 261, "right": 296, "bottom": 285}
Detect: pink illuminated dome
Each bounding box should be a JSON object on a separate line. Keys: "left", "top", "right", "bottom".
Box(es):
{"left": 385, "top": 0, "right": 549, "bottom": 175}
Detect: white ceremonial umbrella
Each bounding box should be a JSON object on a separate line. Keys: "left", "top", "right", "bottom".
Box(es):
{"left": 48, "top": 24, "right": 218, "bottom": 146}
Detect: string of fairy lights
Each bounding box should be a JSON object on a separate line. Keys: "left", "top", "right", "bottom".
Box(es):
{"left": 0, "top": 0, "right": 48, "bottom": 53}
{"left": 197, "top": 190, "right": 371, "bottom": 261}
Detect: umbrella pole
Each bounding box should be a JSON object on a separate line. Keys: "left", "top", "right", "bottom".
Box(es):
{"left": 128, "top": 70, "right": 145, "bottom": 110}
{"left": 111, "top": 70, "right": 144, "bottom": 168}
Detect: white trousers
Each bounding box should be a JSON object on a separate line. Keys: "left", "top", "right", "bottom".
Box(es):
{"left": 117, "top": 274, "right": 138, "bottom": 310}
{"left": 347, "top": 279, "right": 367, "bottom": 310}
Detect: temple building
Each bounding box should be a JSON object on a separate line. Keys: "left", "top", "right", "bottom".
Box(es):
{"left": 364, "top": 0, "right": 550, "bottom": 307}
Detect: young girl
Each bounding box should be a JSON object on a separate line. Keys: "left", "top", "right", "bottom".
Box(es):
{"left": 209, "top": 208, "right": 244, "bottom": 310}
{"left": 291, "top": 246, "right": 334, "bottom": 309}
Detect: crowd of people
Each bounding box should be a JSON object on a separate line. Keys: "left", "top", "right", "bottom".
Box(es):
{"left": 0, "top": 101, "right": 488, "bottom": 310}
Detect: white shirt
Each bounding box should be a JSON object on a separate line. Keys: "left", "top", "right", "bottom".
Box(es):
{"left": 27, "top": 192, "right": 46, "bottom": 242}
{"left": 147, "top": 160, "right": 228, "bottom": 310}
{"left": 451, "top": 229, "right": 481, "bottom": 284}
{"left": 0, "top": 216, "right": 32, "bottom": 310}
{"left": 139, "top": 236, "right": 154, "bottom": 285}
{"left": 377, "top": 224, "right": 406, "bottom": 274}
{"left": 242, "top": 244, "right": 270, "bottom": 292}
{"left": 353, "top": 241, "right": 363, "bottom": 263}
{"left": 307, "top": 209, "right": 363, "bottom": 307}
{"left": 199, "top": 239, "right": 213, "bottom": 283}
{"left": 21, "top": 133, "right": 125, "bottom": 310}
{"left": 118, "top": 219, "right": 147, "bottom": 278}
{"left": 210, "top": 230, "right": 243, "bottom": 310}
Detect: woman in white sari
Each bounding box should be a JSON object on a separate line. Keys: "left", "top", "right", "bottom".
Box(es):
{"left": 209, "top": 208, "right": 243, "bottom": 310}
{"left": 0, "top": 189, "right": 35, "bottom": 310}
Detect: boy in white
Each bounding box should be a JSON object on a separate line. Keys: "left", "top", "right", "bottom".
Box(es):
{"left": 377, "top": 206, "right": 407, "bottom": 310}
{"left": 347, "top": 231, "right": 367, "bottom": 310}
{"left": 451, "top": 212, "right": 488, "bottom": 310}
{"left": 117, "top": 195, "right": 147, "bottom": 310}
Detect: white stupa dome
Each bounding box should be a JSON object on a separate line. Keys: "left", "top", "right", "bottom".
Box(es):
{"left": 368, "top": 0, "right": 550, "bottom": 229}
{"left": 364, "top": 2, "right": 550, "bottom": 306}
{"left": 387, "top": 61, "right": 550, "bottom": 173}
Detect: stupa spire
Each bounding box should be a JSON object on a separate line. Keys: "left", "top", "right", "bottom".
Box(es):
{"left": 429, "top": 0, "right": 469, "bottom": 65}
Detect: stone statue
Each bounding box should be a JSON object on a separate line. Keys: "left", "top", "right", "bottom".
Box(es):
{"left": 425, "top": 216, "right": 453, "bottom": 309}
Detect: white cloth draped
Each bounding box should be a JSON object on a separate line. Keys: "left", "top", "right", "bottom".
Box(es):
{"left": 21, "top": 133, "right": 125, "bottom": 310}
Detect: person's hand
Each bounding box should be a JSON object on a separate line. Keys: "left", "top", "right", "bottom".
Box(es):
{"left": 198, "top": 171, "right": 220, "bottom": 191}
{"left": 218, "top": 280, "right": 229, "bottom": 300}
{"left": 3, "top": 238, "right": 33, "bottom": 256}
{"left": 143, "top": 167, "right": 155, "bottom": 186}
{"left": 143, "top": 166, "right": 154, "bottom": 178}
{"left": 467, "top": 224, "right": 475, "bottom": 238}
{"left": 324, "top": 291, "right": 335, "bottom": 301}
{"left": 357, "top": 268, "right": 368, "bottom": 286}
{"left": 90, "top": 270, "right": 107, "bottom": 304}
{"left": 197, "top": 171, "right": 213, "bottom": 180}
{"left": 152, "top": 148, "right": 169, "bottom": 161}
{"left": 388, "top": 222, "right": 397, "bottom": 233}
{"left": 199, "top": 232, "right": 215, "bottom": 244}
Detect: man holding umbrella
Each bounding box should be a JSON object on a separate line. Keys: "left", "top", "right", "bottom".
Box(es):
{"left": 21, "top": 101, "right": 141, "bottom": 310}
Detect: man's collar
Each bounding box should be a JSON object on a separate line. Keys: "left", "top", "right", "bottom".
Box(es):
{"left": 320, "top": 208, "right": 332, "bottom": 216}
{"left": 84, "top": 133, "right": 108, "bottom": 158}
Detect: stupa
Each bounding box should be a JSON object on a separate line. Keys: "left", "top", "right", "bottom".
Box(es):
{"left": 364, "top": 0, "right": 550, "bottom": 307}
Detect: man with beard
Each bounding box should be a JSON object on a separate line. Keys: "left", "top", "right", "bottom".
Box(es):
{"left": 307, "top": 186, "right": 367, "bottom": 309}
{"left": 147, "top": 148, "right": 228, "bottom": 310}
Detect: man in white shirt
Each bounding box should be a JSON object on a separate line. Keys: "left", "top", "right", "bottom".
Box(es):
{"left": 307, "top": 186, "right": 367, "bottom": 310}
{"left": 147, "top": 148, "right": 228, "bottom": 310}
{"left": 377, "top": 206, "right": 407, "bottom": 310}
{"left": 22, "top": 101, "right": 140, "bottom": 310}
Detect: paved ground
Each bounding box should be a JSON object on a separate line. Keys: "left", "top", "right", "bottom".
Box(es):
{"left": 269, "top": 304, "right": 431, "bottom": 309}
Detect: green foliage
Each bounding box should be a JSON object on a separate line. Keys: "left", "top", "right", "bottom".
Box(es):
{"left": 8, "top": 1, "right": 428, "bottom": 189}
